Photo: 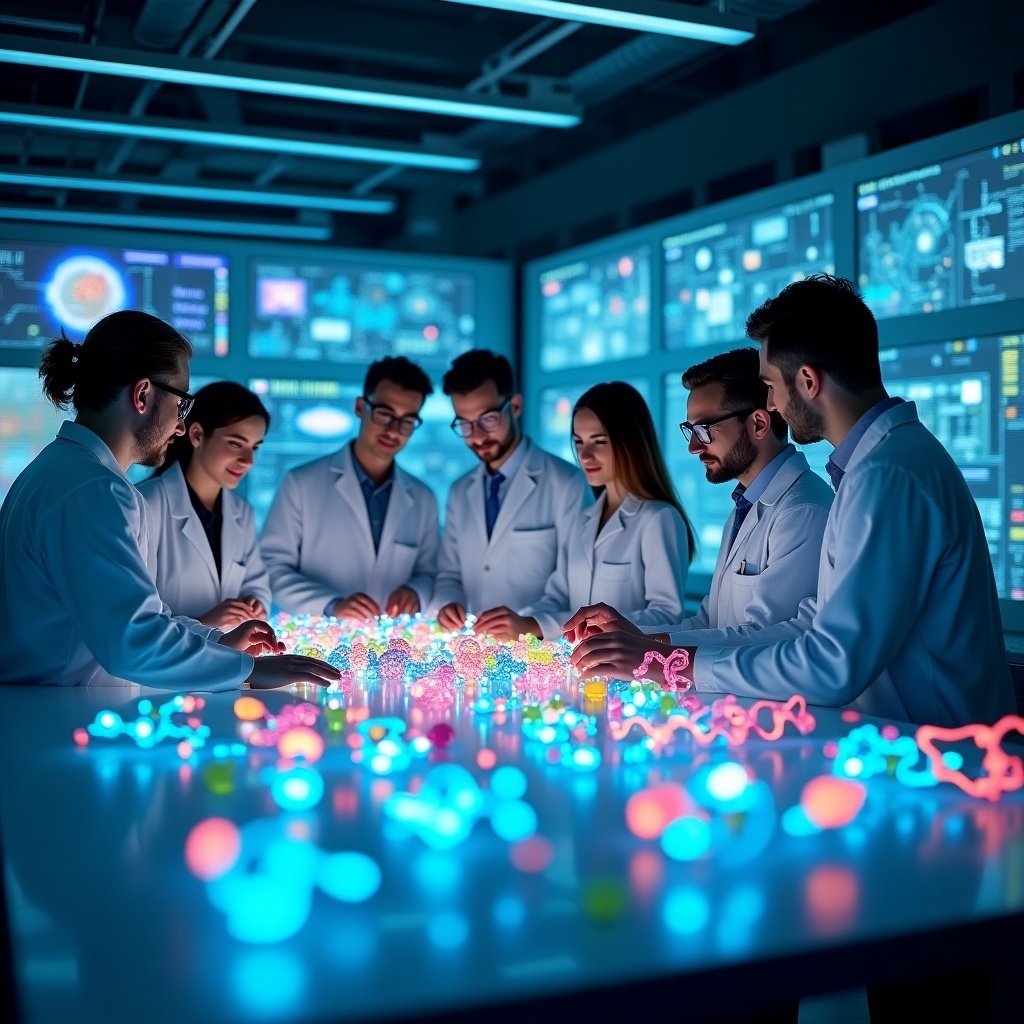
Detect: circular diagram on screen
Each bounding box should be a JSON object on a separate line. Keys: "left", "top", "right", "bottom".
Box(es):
{"left": 44, "top": 255, "right": 127, "bottom": 332}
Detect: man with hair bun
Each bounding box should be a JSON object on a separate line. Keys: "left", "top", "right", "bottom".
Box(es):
{"left": 0, "top": 310, "right": 338, "bottom": 692}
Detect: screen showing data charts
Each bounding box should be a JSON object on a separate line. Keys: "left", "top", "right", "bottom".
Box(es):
{"left": 857, "top": 136, "right": 1024, "bottom": 317}
{"left": 663, "top": 193, "right": 835, "bottom": 349}
{"left": 0, "top": 241, "right": 228, "bottom": 354}
{"left": 537, "top": 245, "right": 651, "bottom": 371}
{"left": 0, "top": 368, "right": 69, "bottom": 507}
{"left": 248, "top": 258, "right": 476, "bottom": 365}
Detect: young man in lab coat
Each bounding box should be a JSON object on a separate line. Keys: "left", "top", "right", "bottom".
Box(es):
{"left": 672, "top": 347, "right": 832, "bottom": 632}
{"left": 261, "top": 356, "right": 439, "bottom": 621}
{"left": 0, "top": 310, "right": 338, "bottom": 692}
{"left": 569, "top": 276, "right": 1014, "bottom": 728}
{"left": 434, "top": 349, "right": 590, "bottom": 634}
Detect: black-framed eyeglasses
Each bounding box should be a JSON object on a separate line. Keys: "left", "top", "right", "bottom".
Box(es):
{"left": 151, "top": 380, "right": 195, "bottom": 420}
{"left": 679, "top": 408, "right": 757, "bottom": 445}
{"left": 362, "top": 397, "right": 423, "bottom": 436}
{"left": 450, "top": 398, "right": 511, "bottom": 438}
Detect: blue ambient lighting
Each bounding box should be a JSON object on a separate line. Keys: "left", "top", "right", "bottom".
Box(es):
{"left": 438, "top": 1, "right": 755, "bottom": 45}
{"left": 663, "top": 886, "right": 711, "bottom": 935}
{"left": 0, "top": 45, "right": 581, "bottom": 128}
{"left": 317, "top": 852, "right": 382, "bottom": 903}
{"left": 0, "top": 107, "right": 480, "bottom": 172}
{"left": 0, "top": 170, "right": 394, "bottom": 214}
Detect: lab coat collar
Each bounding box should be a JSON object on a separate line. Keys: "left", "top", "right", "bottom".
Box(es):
{"left": 586, "top": 492, "right": 641, "bottom": 547}
{"left": 843, "top": 401, "right": 920, "bottom": 476}
{"left": 755, "top": 449, "right": 812, "bottom": 508}
{"left": 329, "top": 443, "right": 414, "bottom": 556}
{"left": 57, "top": 421, "right": 127, "bottom": 480}
{"left": 163, "top": 462, "right": 220, "bottom": 583}
{"left": 482, "top": 439, "right": 540, "bottom": 547}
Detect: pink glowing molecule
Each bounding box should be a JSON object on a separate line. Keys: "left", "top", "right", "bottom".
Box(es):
{"left": 625, "top": 783, "right": 692, "bottom": 840}
{"left": 454, "top": 637, "right": 485, "bottom": 682}
{"left": 477, "top": 748, "right": 497, "bottom": 770}
{"left": 915, "top": 715, "right": 1024, "bottom": 802}
{"left": 185, "top": 818, "right": 242, "bottom": 881}
{"left": 72, "top": 728, "right": 89, "bottom": 747}
{"left": 509, "top": 835, "right": 553, "bottom": 873}
{"left": 634, "top": 647, "right": 692, "bottom": 690}
{"left": 378, "top": 648, "right": 408, "bottom": 683}
{"left": 427, "top": 722, "right": 455, "bottom": 748}
{"left": 800, "top": 776, "right": 867, "bottom": 829}
{"left": 349, "top": 641, "right": 370, "bottom": 673}
{"left": 277, "top": 726, "right": 325, "bottom": 764}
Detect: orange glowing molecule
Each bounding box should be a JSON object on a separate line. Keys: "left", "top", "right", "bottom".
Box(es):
{"left": 277, "top": 726, "right": 325, "bottom": 764}
{"left": 800, "top": 776, "right": 867, "bottom": 829}
{"left": 184, "top": 818, "right": 241, "bottom": 881}
{"left": 233, "top": 696, "right": 266, "bottom": 722}
{"left": 625, "top": 783, "right": 691, "bottom": 840}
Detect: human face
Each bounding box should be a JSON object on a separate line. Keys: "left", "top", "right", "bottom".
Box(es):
{"left": 355, "top": 379, "right": 425, "bottom": 460}
{"left": 684, "top": 381, "right": 758, "bottom": 484}
{"left": 450, "top": 381, "right": 520, "bottom": 468}
{"left": 573, "top": 407, "right": 616, "bottom": 488}
{"left": 136, "top": 357, "right": 189, "bottom": 467}
{"left": 758, "top": 346, "right": 825, "bottom": 445}
{"left": 190, "top": 415, "right": 267, "bottom": 491}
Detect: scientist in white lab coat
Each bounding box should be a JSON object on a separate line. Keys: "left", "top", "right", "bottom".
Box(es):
{"left": 484, "top": 382, "right": 694, "bottom": 641}
{"left": 570, "top": 276, "right": 1014, "bottom": 728}
{"left": 0, "top": 311, "right": 337, "bottom": 691}
{"left": 669, "top": 346, "right": 832, "bottom": 632}
{"left": 261, "top": 356, "right": 439, "bottom": 621}
{"left": 140, "top": 381, "right": 272, "bottom": 628}
{"left": 432, "top": 349, "right": 590, "bottom": 633}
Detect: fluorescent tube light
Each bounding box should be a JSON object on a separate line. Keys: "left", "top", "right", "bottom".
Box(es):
{"left": 0, "top": 104, "right": 481, "bottom": 172}
{"left": 439, "top": 0, "right": 755, "bottom": 44}
{"left": 0, "top": 170, "right": 395, "bottom": 214}
{"left": 0, "top": 207, "right": 333, "bottom": 240}
{"left": 0, "top": 36, "right": 582, "bottom": 128}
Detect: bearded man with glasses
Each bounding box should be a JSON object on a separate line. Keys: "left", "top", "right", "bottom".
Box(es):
{"left": 262, "top": 356, "right": 439, "bottom": 623}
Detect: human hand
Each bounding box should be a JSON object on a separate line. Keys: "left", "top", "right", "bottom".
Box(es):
{"left": 219, "top": 618, "right": 286, "bottom": 656}
{"left": 200, "top": 599, "right": 261, "bottom": 630}
{"left": 437, "top": 602, "right": 468, "bottom": 631}
{"left": 473, "top": 606, "right": 542, "bottom": 642}
{"left": 247, "top": 654, "right": 341, "bottom": 690}
{"left": 240, "top": 594, "right": 268, "bottom": 620}
{"left": 385, "top": 586, "right": 420, "bottom": 618}
{"left": 562, "top": 602, "right": 641, "bottom": 645}
{"left": 570, "top": 632, "right": 694, "bottom": 687}
{"left": 329, "top": 593, "right": 381, "bottom": 624}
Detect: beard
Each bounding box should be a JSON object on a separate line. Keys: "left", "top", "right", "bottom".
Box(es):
{"left": 784, "top": 389, "right": 826, "bottom": 445}
{"left": 703, "top": 427, "right": 758, "bottom": 484}
{"left": 135, "top": 407, "right": 173, "bottom": 467}
{"left": 471, "top": 423, "right": 518, "bottom": 467}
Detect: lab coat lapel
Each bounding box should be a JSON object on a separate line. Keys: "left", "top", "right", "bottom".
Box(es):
{"left": 378, "top": 469, "right": 412, "bottom": 559}
{"left": 331, "top": 447, "right": 375, "bottom": 552}
{"left": 167, "top": 464, "right": 219, "bottom": 585}
{"left": 595, "top": 493, "right": 633, "bottom": 549}
{"left": 220, "top": 491, "right": 246, "bottom": 593}
{"left": 579, "top": 499, "right": 602, "bottom": 574}
{"left": 488, "top": 458, "right": 537, "bottom": 547}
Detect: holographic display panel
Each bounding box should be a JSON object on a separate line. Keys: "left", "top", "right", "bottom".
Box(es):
{"left": 857, "top": 137, "right": 1024, "bottom": 318}
{"left": 663, "top": 193, "right": 835, "bottom": 349}
{"left": 537, "top": 379, "right": 650, "bottom": 464}
{"left": 0, "top": 241, "right": 229, "bottom": 354}
{"left": 246, "top": 378, "right": 475, "bottom": 529}
{"left": 248, "top": 258, "right": 476, "bottom": 364}
{"left": 537, "top": 245, "right": 651, "bottom": 371}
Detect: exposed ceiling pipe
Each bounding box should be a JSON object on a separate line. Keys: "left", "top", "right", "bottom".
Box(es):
{"left": 134, "top": 0, "right": 209, "bottom": 51}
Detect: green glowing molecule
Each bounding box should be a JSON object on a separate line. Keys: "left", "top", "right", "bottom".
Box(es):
{"left": 581, "top": 878, "right": 629, "bottom": 923}
{"left": 323, "top": 705, "right": 347, "bottom": 732}
{"left": 202, "top": 760, "right": 236, "bottom": 796}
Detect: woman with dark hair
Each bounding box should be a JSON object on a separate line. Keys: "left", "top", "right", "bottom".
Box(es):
{"left": 484, "top": 381, "right": 695, "bottom": 642}
{"left": 140, "top": 381, "right": 272, "bottom": 629}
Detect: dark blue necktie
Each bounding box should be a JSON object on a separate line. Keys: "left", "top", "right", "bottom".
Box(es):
{"left": 825, "top": 458, "right": 845, "bottom": 492}
{"left": 485, "top": 471, "right": 505, "bottom": 538}
{"left": 727, "top": 485, "right": 753, "bottom": 551}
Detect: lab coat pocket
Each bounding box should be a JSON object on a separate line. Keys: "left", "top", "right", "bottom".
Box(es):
{"left": 391, "top": 540, "right": 419, "bottom": 577}
{"left": 507, "top": 526, "right": 557, "bottom": 589}
{"left": 594, "top": 560, "right": 632, "bottom": 580}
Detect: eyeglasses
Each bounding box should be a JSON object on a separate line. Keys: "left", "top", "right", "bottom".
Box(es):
{"left": 450, "top": 398, "right": 511, "bottom": 438}
{"left": 362, "top": 397, "right": 423, "bottom": 436}
{"left": 679, "top": 408, "right": 757, "bottom": 445}
{"left": 151, "top": 380, "right": 195, "bottom": 420}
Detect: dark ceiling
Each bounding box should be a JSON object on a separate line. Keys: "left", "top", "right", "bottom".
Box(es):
{"left": 0, "top": 0, "right": 947, "bottom": 250}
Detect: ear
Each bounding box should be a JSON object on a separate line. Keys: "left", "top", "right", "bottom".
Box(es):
{"left": 796, "top": 364, "right": 823, "bottom": 400}
{"left": 188, "top": 422, "right": 204, "bottom": 448}
{"left": 510, "top": 393, "right": 523, "bottom": 417}
{"left": 355, "top": 396, "right": 365, "bottom": 416}
{"left": 131, "top": 379, "right": 150, "bottom": 415}
{"left": 750, "top": 408, "right": 774, "bottom": 440}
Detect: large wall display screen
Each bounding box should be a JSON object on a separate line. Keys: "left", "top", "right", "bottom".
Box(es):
{"left": 537, "top": 245, "right": 651, "bottom": 371}
{"left": 857, "top": 136, "right": 1024, "bottom": 318}
{"left": 248, "top": 259, "right": 476, "bottom": 364}
{"left": 0, "top": 241, "right": 228, "bottom": 354}
{"left": 663, "top": 193, "right": 835, "bottom": 349}
{"left": 0, "top": 368, "right": 69, "bottom": 508}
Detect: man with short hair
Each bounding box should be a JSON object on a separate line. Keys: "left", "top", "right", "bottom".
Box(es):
{"left": 262, "top": 356, "right": 439, "bottom": 621}
{"left": 433, "top": 349, "right": 590, "bottom": 634}
{"left": 570, "top": 276, "right": 1014, "bottom": 728}
{"left": 0, "top": 310, "right": 337, "bottom": 691}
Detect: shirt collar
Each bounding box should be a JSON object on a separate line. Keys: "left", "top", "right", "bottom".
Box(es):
{"left": 829, "top": 397, "right": 905, "bottom": 473}
{"left": 185, "top": 479, "right": 221, "bottom": 528}
{"left": 739, "top": 444, "right": 796, "bottom": 506}
{"left": 350, "top": 441, "right": 394, "bottom": 494}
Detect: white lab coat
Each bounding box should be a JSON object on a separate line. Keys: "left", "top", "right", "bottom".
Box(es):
{"left": 524, "top": 493, "right": 689, "bottom": 639}
{"left": 693, "top": 402, "right": 1014, "bottom": 727}
{"left": 431, "top": 440, "right": 591, "bottom": 614}
{"left": 261, "top": 444, "right": 439, "bottom": 615}
{"left": 0, "top": 422, "right": 252, "bottom": 689}
{"left": 665, "top": 451, "right": 832, "bottom": 638}
{"left": 139, "top": 462, "right": 271, "bottom": 620}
